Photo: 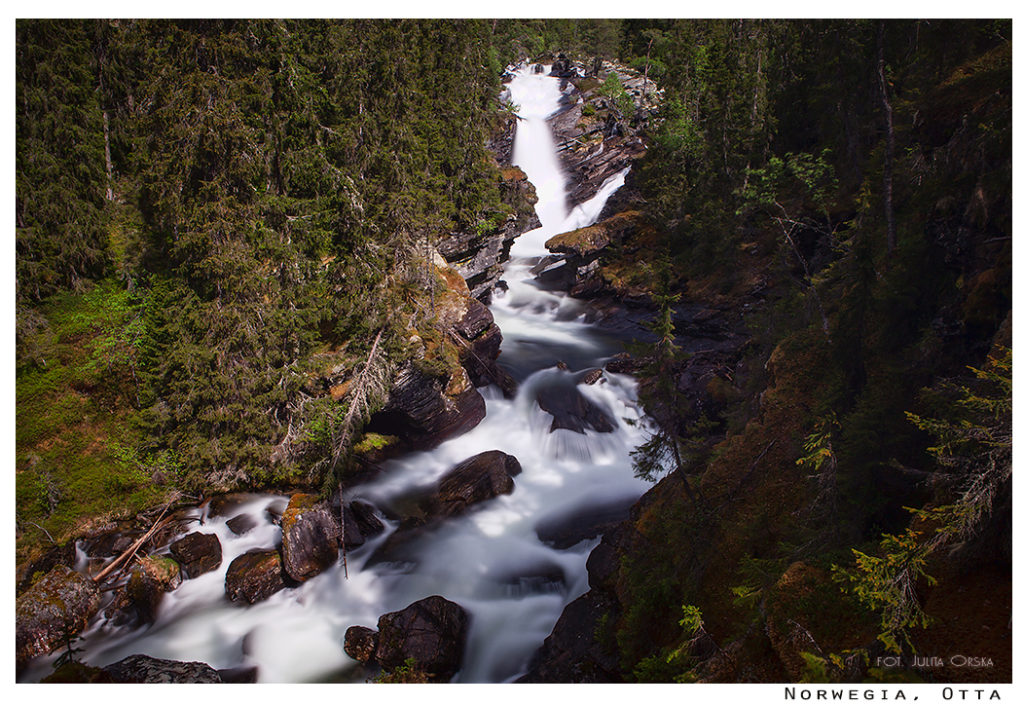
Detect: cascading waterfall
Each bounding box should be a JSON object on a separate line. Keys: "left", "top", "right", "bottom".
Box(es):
{"left": 20, "top": 63, "right": 652, "bottom": 684}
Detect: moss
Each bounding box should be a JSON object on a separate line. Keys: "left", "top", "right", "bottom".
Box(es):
{"left": 545, "top": 210, "right": 641, "bottom": 257}
{"left": 41, "top": 661, "right": 112, "bottom": 683}
{"left": 352, "top": 433, "right": 398, "bottom": 454}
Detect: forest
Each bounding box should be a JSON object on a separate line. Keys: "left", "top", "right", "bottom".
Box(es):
{"left": 15, "top": 19, "right": 1010, "bottom": 685}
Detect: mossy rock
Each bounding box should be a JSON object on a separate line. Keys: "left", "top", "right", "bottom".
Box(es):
{"left": 16, "top": 565, "right": 101, "bottom": 669}
{"left": 545, "top": 210, "right": 641, "bottom": 258}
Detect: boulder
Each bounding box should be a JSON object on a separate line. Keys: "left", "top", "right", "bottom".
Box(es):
{"left": 225, "top": 549, "right": 289, "bottom": 604}
{"left": 169, "top": 531, "right": 222, "bottom": 578}
{"left": 436, "top": 450, "right": 522, "bottom": 516}
{"left": 344, "top": 625, "right": 379, "bottom": 663}
{"left": 536, "top": 383, "right": 616, "bottom": 434}
{"left": 226, "top": 513, "right": 258, "bottom": 536}
{"left": 375, "top": 595, "right": 470, "bottom": 681}
{"left": 103, "top": 654, "right": 222, "bottom": 683}
{"left": 350, "top": 500, "right": 385, "bottom": 539}
{"left": 16, "top": 565, "right": 102, "bottom": 669}
{"left": 110, "top": 555, "right": 182, "bottom": 625}
{"left": 518, "top": 590, "right": 622, "bottom": 683}
{"left": 367, "top": 363, "right": 486, "bottom": 451}
{"left": 280, "top": 493, "right": 341, "bottom": 582}
{"left": 535, "top": 496, "right": 633, "bottom": 549}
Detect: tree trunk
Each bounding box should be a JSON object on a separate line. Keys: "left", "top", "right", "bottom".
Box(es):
{"left": 877, "top": 23, "right": 896, "bottom": 255}
{"left": 102, "top": 110, "right": 114, "bottom": 201}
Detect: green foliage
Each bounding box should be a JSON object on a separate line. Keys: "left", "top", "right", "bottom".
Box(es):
{"left": 597, "top": 71, "right": 635, "bottom": 120}
{"left": 833, "top": 347, "right": 1012, "bottom": 654}
{"left": 832, "top": 530, "right": 936, "bottom": 653}
{"left": 16, "top": 19, "right": 517, "bottom": 560}
{"left": 372, "top": 657, "right": 430, "bottom": 684}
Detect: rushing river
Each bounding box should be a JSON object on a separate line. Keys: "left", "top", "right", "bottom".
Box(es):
{"left": 21, "top": 64, "right": 653, "bottom": 684}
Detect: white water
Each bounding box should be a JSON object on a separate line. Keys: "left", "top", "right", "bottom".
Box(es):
{"left": 21, "top": 64, "right": 651, "bottom": 684}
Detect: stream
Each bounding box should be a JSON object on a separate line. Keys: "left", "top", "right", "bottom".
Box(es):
{"left": 20, "top": 63, "right": 653, "bottom": 684}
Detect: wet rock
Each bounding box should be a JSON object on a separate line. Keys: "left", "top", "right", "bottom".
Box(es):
{"left": 365, "top": 517, "right": 434, "bottom": 568}
{"left": 375, "top": 595, "right": 470, "bottom": 681}
{"left": 82, "top": 522, "right": 138, "bottom": 558}
{"left": 207, "top": 493, "right": 254, "bottom": 518}
{"left": 169, "top": 531, "right": 222, "bottom": 578}
{"left": 586, "top": 540, "right": 619, "bottom": 593}
{"left": 280, "top": 493, "right": 341, "bottom": 582}
{"left": 344, "top": 625, "right": 380, "bottom": 663}
{"left": 536, "top": 382, "right": 616, "bottom": 434}
{"left": 367, "top": 364, "right": 486, "bottom": 451}
{"left": 16, "top": 565, "right": 102, "bottom": 669}
{"left": 106, "top": 555, "right": 182, "bottom": 626}
{"left": 535, "top": 496, "right": 633, "bottom": 549}
{"left": 546, "top": 211, "right": 641, "bottom": 260}
{"left": 438, "top": 165, "right": 539, "bottom": 301}
{"left": 580, "top": 368, "right": 604, "bottom": 385}
{"left": 226, "top": 513, "right": 258, "bottom": 536}
{"left": 225, "top": 549, "right": 289, "bottom": 604}
{"left": 350, "top": 500, "right": 385, "bottom": 539}
{"left": 217, "top": 665, "right": 259, "bottom": 683}
{"left": 264, "top": 498, "right": 288, "bottom": 525}
{"left": 436, "top": 450, "right": 522, "bottom": 516}
{"left": 519, "top": 590, "right": 623, "bottom": 682}
{"left": 488, "top": 561, "right": 567, "bottom": 594}
{"left": 605, "top": 352, "right": 642, "bottom": 374}
{"left": 104, "top": 654, "right": 223, "bottom": 683}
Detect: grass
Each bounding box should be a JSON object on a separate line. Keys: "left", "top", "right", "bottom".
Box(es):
{"left": 16, "top": 279, "right": 173, "bottom": 569}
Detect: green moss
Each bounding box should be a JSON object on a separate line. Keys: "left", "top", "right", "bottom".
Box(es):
{"left": 353, "top": 433, "right": 398, "bottom": 454}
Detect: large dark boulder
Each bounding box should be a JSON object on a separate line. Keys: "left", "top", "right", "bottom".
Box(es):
{"left": 367, "top": 364, "right": 486, "bottom": 451}
{"left": 280, "top": 493, "right": 341, "bottom": 582}
{"left": 225, "top": 549, "right": 289, "bottom": 604}
{"left": 519, "top": 590, "right": 622, "bottom": 683}
{"left": 436, "top": 450, "right": 522, "bottom": 516}
{"left": 103, "top": 654, "right": 223, "bottom": 683}
{"left": 536, "top": 382, "right": 616, "bottom": 434}
{"left": 169, "top": 531, "right": 222, "bottom": 578}
{"left": 375, "top": 595, "right": 470, "bottom": 681}
{"left": 16, "top": 565, "right": 102, "bottom": 669}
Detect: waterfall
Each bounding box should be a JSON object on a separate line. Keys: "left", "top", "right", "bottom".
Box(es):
{"left": 19, "top": 63, "right": 652, "bottom": 684}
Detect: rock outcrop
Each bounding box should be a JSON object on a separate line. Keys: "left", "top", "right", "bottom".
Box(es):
{"left": 103, "top": 654, "right": 223, "bottom": 683}
{"left": 438, "top": 168, "right": 540, "bottom": 301}
{"left": 542, "top": 210, "right": 643, "bottom": 297}
{"left": 16, "top": 565, "right": 102, "bottom": 669}
{"left": 545, "top": 62, "right": 660, "bottom": 210}
{"left": 224, "top": 549, "right": 290, "bottom": 604}
{"left": 280, "top": 493, "right": 341, "bottom": 582}
{"left": 368, "top": 363, "right": 486, "bottom": 452}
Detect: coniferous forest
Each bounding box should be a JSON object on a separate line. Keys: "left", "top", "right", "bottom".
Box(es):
{"left": 15, "top": 19, "right": 1011, "bottom": 686}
